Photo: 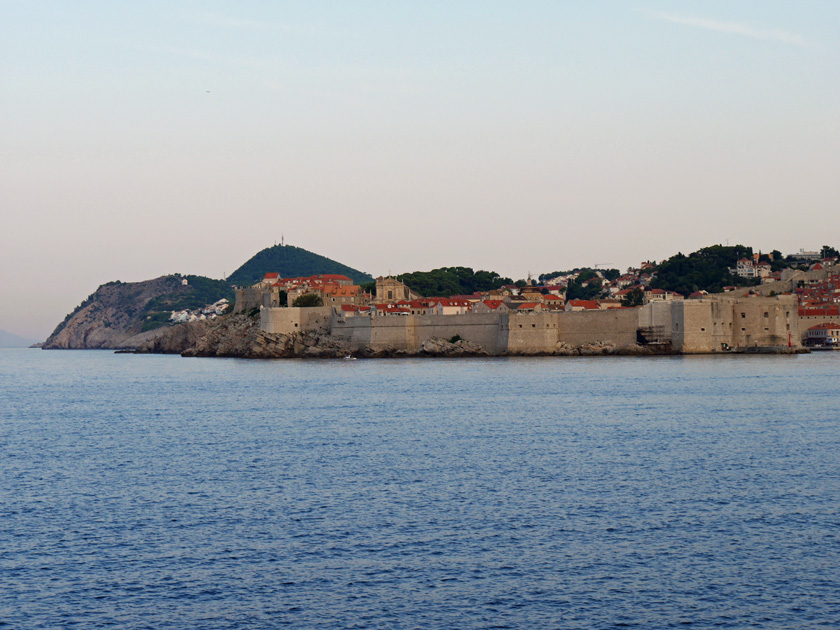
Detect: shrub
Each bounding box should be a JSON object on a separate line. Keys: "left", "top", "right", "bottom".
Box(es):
{"left": 292, "top": 294, "right": 324, "bottom": 307}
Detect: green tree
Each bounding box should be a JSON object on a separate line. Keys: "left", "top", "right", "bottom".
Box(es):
{"left": 821, "top": 245, "right": 839, "bottom": 259}
{"left": 650, "top": 244, "right": 757, "bottom": 295}
{"left": 397, "top": 267, "right": 512, "bottom": 297}
{"left": 292, "top": 293, "right": 324, "bottom": 307}
{"left": 621, "top": 288, "right": 644, "bottom": 307}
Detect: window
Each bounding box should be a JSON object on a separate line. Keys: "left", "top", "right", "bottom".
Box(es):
{"left": 700, "top": 327, "right": 705, "bottom": 332}
{"left": 741, "top": 312, "right": 746, "bottom": 319}
{"left": 764, "top": 312, "right": 769, "bottom": 318}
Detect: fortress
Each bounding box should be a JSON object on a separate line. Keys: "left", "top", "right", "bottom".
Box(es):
{"left": 257, "top": 294, "right": 801, "bottom": 355}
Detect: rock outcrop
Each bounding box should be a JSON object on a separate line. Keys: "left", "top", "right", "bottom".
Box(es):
{"left": 418, "top": 337, "right": 490, "bottom": 357}
{"left": 43, "top": 276, "right": 189, "bottom": 349}
{"left": 43, "top": 274, "right": 233, "bottom": 350}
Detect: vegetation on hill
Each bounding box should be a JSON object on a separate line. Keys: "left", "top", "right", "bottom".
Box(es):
{"left": 397, "top": 267, "right": 513, "bottom": 297}
{"left": 539, "top": 267, "right": 620, "bottom": 283}
{"left": 650, "top": 245, "right": 759, "bottom": 295}
{"left": 292, "top": 294, "right": 324, "bottom": 307}
{"left": 227, "top": 244, "right": 373, "bottom": 286}
{"left": 142, "top": 275, "right": 234, "bottom": 314}
{"left": 140, "top": 275, "right": 235, "bottom": 332}
{"left": 565, "top": 269, "right": 605, "bottom": 301}
{"left": 821, "top": 245, "right": 839, "bottom": 259}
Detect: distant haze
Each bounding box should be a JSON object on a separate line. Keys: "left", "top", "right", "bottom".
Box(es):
{"left": 1, "top": 1, "right": 838, "bottom": 338}
{"left": 0, "top": 330, "right": 37, "bottom": 348}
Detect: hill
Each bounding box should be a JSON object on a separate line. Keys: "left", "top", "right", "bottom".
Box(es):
{"left": 227, "top": 244, "right": 373, "bottom": 286}
{"left": 43, "top": 275, "right": 234, "bottom": 349}
{"left": 397, "top": 267, "right": 512, "bottom": 297}
{"left": 0, "top": 329, "right": 38, "bottom": 348}
{"left": 650, "top": 245, "right": 760, "bottom": 295}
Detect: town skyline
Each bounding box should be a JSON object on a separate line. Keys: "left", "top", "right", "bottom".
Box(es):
{"left": 5, "top": 239, "right": 836, "bottom": 341}
{"left": 2, "top": 2, "right": 838, "bottom": 338}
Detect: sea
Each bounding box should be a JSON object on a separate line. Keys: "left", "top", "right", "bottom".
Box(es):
{"left": 2, "top": 348, "right": 839, "bottom": 629}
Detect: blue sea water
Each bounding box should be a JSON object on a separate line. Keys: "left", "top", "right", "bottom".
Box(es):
{"left": 1, "top": 348, "right": 839, "bottom": 629}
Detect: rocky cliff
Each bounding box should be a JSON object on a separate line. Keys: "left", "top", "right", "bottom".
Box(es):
{"left": 44, "top": 276, "right": 194, "bottom": 349}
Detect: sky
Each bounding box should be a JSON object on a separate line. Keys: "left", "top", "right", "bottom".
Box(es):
{"left": 1, "top": 1, "right": 838, "bottom": 339}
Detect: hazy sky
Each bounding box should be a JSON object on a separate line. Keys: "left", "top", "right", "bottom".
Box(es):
{"left": 2, "top": 1, "right": 838, "bottom": 338}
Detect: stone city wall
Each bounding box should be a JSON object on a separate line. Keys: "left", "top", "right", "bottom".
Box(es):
{"left": 261, "top": 306, "right": 332, "bottom": 336}
{"left": 258, "top": 295, "right": 801, "bottom": 355}
{"left": 506, "top": 310, "right": 640, "bottom": 354}
{"left": 330, "top": 313, "right": 508, "bottom": 354}
{"left": 665, "top": 295, "right": 800, "bottom": 352}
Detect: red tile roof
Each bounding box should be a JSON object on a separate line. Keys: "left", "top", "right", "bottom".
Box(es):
{"left": 808, "top": 322, "right": 840, "bottom": 330}
{"left": 568, "top": 299, "right": 600, "bottom": 309}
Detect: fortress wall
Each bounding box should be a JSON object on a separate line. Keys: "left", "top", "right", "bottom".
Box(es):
{"left": 334, "top": 311, "right": 639, "bottom": 355}
{"left": 729, "top": 295, "right": 800, "bottom": 349}
{"left": 638, "top": 301, "right": 672, "bottom": 332}
{"left": 672, "top": 300, "right": 733, "bottom": 352}
{"left": 234, "top": 287, "right": 263, "bottom": 313}
{"left": 505, "top": 310, "right": 639, "bottom": 353}
{"left": 262, "top": 297, "right": 801, "bottom": 355}
{"left": 261, "top": 306, "right": 332, "bottom": 335}
{"left": 408, "top": 313, "right": 508, "bottom": 353}
{"left": 506, "top": 313, "right": 561, "bottom": 354}
{"left": 672, "top": 295, "right": 800, "bottom": 352}
{"left": 331, "top": 313, "right": 508, "bottom": 353}
{"left": 552, "top": 309, "right": 639, "bottom": 348}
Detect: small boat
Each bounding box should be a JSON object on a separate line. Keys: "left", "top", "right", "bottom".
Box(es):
{"left": 343, "top": 355, "right": 357, "bottom": 360}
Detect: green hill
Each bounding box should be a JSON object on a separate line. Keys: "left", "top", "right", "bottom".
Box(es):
{"left": 227, "top": 244, "right": 374, "bottom": 286}
{"left": 397, "top": 267, "right": 512, "bottom": 297}
{"left": 650, "top": 245, "right": 760, "bottom": 295}
{"left": 43, "top": 275, "right": 235, "bottom": 349}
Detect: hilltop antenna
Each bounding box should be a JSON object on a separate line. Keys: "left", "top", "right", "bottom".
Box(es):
{"left": 281, "top": 234, "right": 285, "bottom": 246}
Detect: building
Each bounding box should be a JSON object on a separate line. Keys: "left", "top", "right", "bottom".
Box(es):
{"left": 374, "top": 276, "right": 421, "bottom": 304}
{"left": 805, "top": 323, "right": 840, "bottom": 346}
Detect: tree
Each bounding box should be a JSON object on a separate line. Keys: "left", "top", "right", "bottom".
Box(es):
{"left": 822, "top": 245, "right": 839, "bottom": 259}
{"left": 397, "top": 267, "right": 512, "bottom": 297}
{"left": 650, "top": 244, "right": 757, "bottom": 295}
{"left": 621, "top": 288, "right": 644, "bottom": 307}
{"left": 292, "top": 293, "right": 324, "bottom": 307}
